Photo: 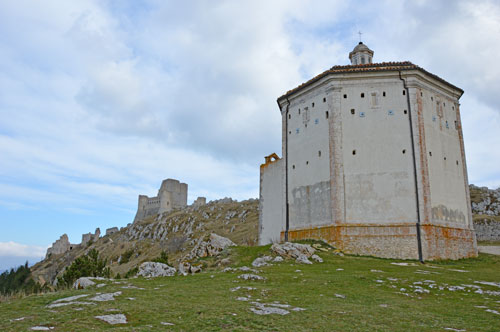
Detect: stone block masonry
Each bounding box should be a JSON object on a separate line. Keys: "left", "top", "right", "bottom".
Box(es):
{"left": 134, "top": 178, "right": 188, "bottom": 223}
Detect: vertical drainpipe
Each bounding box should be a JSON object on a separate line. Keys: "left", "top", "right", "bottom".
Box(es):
{"left": 399, "top": 71, "right": 424, "bottom": 263}
{"left": 278, "top": 97, "right": 291, "bottom": 242}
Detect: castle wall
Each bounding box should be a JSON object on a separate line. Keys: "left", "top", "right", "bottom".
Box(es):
{"left": 259, "top": 157, "right": 284, "bottom": 245}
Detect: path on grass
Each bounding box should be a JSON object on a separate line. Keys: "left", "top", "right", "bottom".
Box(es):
{"left": 478, "top": 246, "right": 500, "bottom": 255}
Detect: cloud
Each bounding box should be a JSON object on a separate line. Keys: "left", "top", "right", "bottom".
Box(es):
{"left": 0, "top": 242, "right": 46, "bottom": 258}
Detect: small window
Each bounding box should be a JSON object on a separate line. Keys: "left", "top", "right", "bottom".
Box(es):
{"left": 456, "top": 160, "right": 459, "bottom": 165}
{"left": 306, "top": 161, "right": 309, "bottom": 165}
{"left": 361, "top": 93, "right": 365, "bottom": 98}
{"left": 361, "top": 57, "right": 365, "bottom": 64}
{"left": 292, "top": 165, "right": 295, "bottom": 169}
{"left": 429, "top": 151, "right": 432, "bottom": 156}
{"left": 431, "top": 96, "right": 434, "bottom": 101}
{"left": 444, "top": 157, "right": 447, "bottom": 161}
{"left": 343, "top": 94, "right": 347, "bottom": 99}
{"left": 404, "top": 110, "right": 408, "bottom": 114}
{"left": 444, "top": 103, "right": 446, "bottom": 107}
{"left": 454, "top": 121, "right": 458, "bottom": 129}
{"left": 318, "top": 150, "right": 321, "bottom": 157}
{"left": 312, "top": 102, "right": 315, "bottom": 108}
{"left": 383, "top": 91, "right": 386, "bottom": 97}
{"left": 288, "top": 131, "right": 291, "bottom": 135}
{"left": 403, "top": 90, "right": 406, "bottom": 95}
{"left": 402, "top": 149, "right": 406, "bottom": 154}
{"left": 352, "top": 150, "right": 356, "bottom": 155}
{"left": 420, "top": 92, "right": 423, "bottom": 97}
{"left": 452, "top": 106, "right": 455, "bottom": 110}
{"left": 314, "top": 119, "right": 319, "bottom": 125}
{"left": 298, "top": 109, "right": 301, "bottom": 115}
{"left": 288, "top": 114, "right": 291, "bottom": 119}
{"left": 296, "top": 128, "right": 299, "bottom": 134}
{"left": 323, "top": 97, "right": 326, "bottom": 102}
{"left": 326, "top": 111, "right": 329, "bottom": 119}
{"left": 351, "top": 109, "right": 355, "bottom": 115}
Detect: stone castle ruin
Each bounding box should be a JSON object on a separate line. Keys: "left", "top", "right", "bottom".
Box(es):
{"left": 133, "top": 178, "right": 188, "bottom": 223}
{"left": 259, "top": 42, "right": 478, "bottom": 261}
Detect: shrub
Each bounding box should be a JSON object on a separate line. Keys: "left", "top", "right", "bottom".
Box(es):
{"left": 120, "top": 248, "right": 135, "bottom": 265}
{"left": 58, "top": 249, "right": 110, "bottom": 287}
{"left": 152, "top": 251, "right": 169, "bottom": 265}
{"left": 124, "top": 267, "right": 138, "bottom": 278}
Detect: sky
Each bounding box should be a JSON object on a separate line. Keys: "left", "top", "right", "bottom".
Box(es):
{"left": 1, "top": 0, "right": 499, "bottom": 272}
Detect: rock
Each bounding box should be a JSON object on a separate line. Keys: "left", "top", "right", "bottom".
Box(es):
{"left": 138, "top": 262, "right": 176, "bottom": 278}
{"left": 250, "top": 302, "right": 291, "bottom": 315}
{"left": 238, "top": 274, "right": 266, "bottom": 281}
{"left": 252, "top": 256, "right": 273, "bottom": 267}
{"left": 178, "top": 262, "right": 190, "bottom": 276}
{"left": 295, "top": 255, "right": 312, "bottom": 264}
{"left": 95, "top": 314, "right": 127, "bottom": 325}
{"left": 271, "top": 242, "right": 315, "bottom": 260}
{"left": 73, "top": 277, "right": 95, "bottom": 289}
{"left": 190, "top": 264, "right": 202, "bottom": 274}
{"left": 186, "top": 233, "right": 236, "bottom": 260}
{"left": 51, "top": 294, "right": 89, "bottom": 304}
{"left": 46, "top": 301, "right": 95, "bottom": 308}
{"left": 238, "top": 266, "right": 259, "bottom": 273}
{"left": 273, "top": 256, "right": 284, "bottom": 262}
{"left": 311, "top": 254, "right": 323, "bottom": 263}
{"left": 90, "top": 291, "right": 122, "bottom": 302}
{"left": 220, "top": 258, "right": 231, "bottom": 266}
{"left": 30, "top": 327, "right": 54, "bottom": 331}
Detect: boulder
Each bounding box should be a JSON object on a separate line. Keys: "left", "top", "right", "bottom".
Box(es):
{"left": 238, "top": 274, "right": 266, "bottom": 281}
{"left": 186, "top": 233, "right": 236, "bottom": 259}
{"left": 95, "top": 314, "right": 127, "bottom": 325}
{"left": 137, "top": 262, "right": 176, "bottom": 278}
{"left": 295, "top": 255, "right": 312, "bottom": 264}
{"left": 73, "top": 277, "right": 96, "bottom": 289}
{"left": 271, "top": 242, "right": 315, "bottom": 259}
{"left": 273, "top": 256, "right": 284, "bottom": 263}
{"left": 311, "top": 254, "right": 323, "bottom": 263}
{"left": 251, "top": 256, "right": 273, "bottom": 268}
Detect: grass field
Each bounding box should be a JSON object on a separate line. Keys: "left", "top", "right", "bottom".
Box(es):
{"left": 1, "top": 245, "right": 499, "bottom": 331}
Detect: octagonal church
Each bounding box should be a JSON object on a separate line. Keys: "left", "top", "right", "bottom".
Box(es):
{"left": 259, "top": 42, "right": 477, "bottom": 261}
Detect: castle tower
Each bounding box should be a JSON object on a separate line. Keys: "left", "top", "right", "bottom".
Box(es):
{"left": 259, "top": 43, "right": 477, "bottom": 260}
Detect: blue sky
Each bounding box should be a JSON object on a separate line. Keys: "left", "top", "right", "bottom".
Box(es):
{"left": 1, "top": 0, "right": 499, "bottom": 271}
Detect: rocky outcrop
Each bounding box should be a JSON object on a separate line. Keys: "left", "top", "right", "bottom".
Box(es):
{"left": 185, "top": 233, "right": 236, "bottom": 260}
{"left": 73, "top": 277, "right": 96, "bottom": 289}
{"left": 471, "top": 185, "right": 500, "bottom": 216}
{"left": 137, "top": 262, "right": 176, "bottom": 278}
{"left": 46, "top": 234, "right": 71, "bottom": 258}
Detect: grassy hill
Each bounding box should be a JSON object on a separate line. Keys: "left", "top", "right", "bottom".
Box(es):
{"left": 1, "top": 244, "right": 499, "bottom": 331}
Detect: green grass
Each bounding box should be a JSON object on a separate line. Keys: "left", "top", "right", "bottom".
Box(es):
{"left": 1, "top": 246, "right": 499, "bottom": 331}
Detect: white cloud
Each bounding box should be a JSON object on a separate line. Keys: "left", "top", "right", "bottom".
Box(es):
{"left": 0, "top": 242, "right": 46, "bottom": 258}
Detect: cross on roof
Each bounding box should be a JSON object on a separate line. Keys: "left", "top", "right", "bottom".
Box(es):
{"left": 358, "top": 31, "right": 363, "bottom": 42}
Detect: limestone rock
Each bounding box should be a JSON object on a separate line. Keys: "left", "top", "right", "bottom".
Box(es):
{"left": 273, "top": 256, "right": 284, "bottom": 263}
{"left": 186, "top": 233, "right": 236, "bottom": 260}
{"left": 295, "top": 255, "right": 313, "bottom": 264}
{"left": 137, "top": 262, "right": 176, "bottom": 278}
{"left": 95, "top": 314, "right": 127, "bottom": 325}
{"left": 238, "top": 274, "right": 266, "bottom": 281}
{"left": 30, "top": 327, "right": 54, "bottom": 331}
{"left": 311, "top": 254, "right": 323, "bottom": 263}
{"left": 90, "top": 291, "right": 122, "bottom": 302}
{"left": 73, "top": 277, "right": 96, "bottom": 289}
{"left": 252, "top": 256, "right": 273, "bottom": 267}
{"left": 271, "top": 242, "right": 315, "bottom": 259}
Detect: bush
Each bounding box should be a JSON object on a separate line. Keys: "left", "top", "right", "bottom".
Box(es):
{"left": 124, "top": 267, "right": 138, "bottom": 278}
{"left": 152, "top": 251, "right": 169, "bottom": 265}
{"left": 58, "top": 249, "right": 110, "bottom": 287}
{"left": 115, "top": 273, "right": 121, "bottom": 280}
{"left": 120, "top": 248, "right": 135, "bottom": 265}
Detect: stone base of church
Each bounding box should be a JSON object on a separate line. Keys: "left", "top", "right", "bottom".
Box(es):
{"left": 282, "top": 223, "right": 477, "bottom": 261}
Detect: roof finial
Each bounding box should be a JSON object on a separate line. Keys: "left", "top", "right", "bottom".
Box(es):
{"left": 358, "top": 31, "right": 363, "bottom": 43}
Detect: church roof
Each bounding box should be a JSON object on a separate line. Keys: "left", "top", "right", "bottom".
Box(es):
{"left": 277, "top": 61, "right": 463, "bottom": 102}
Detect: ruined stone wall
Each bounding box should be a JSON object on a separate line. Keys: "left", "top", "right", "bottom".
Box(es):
{"left": 46, "top": 234, "right": 71, "bottom": 258}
